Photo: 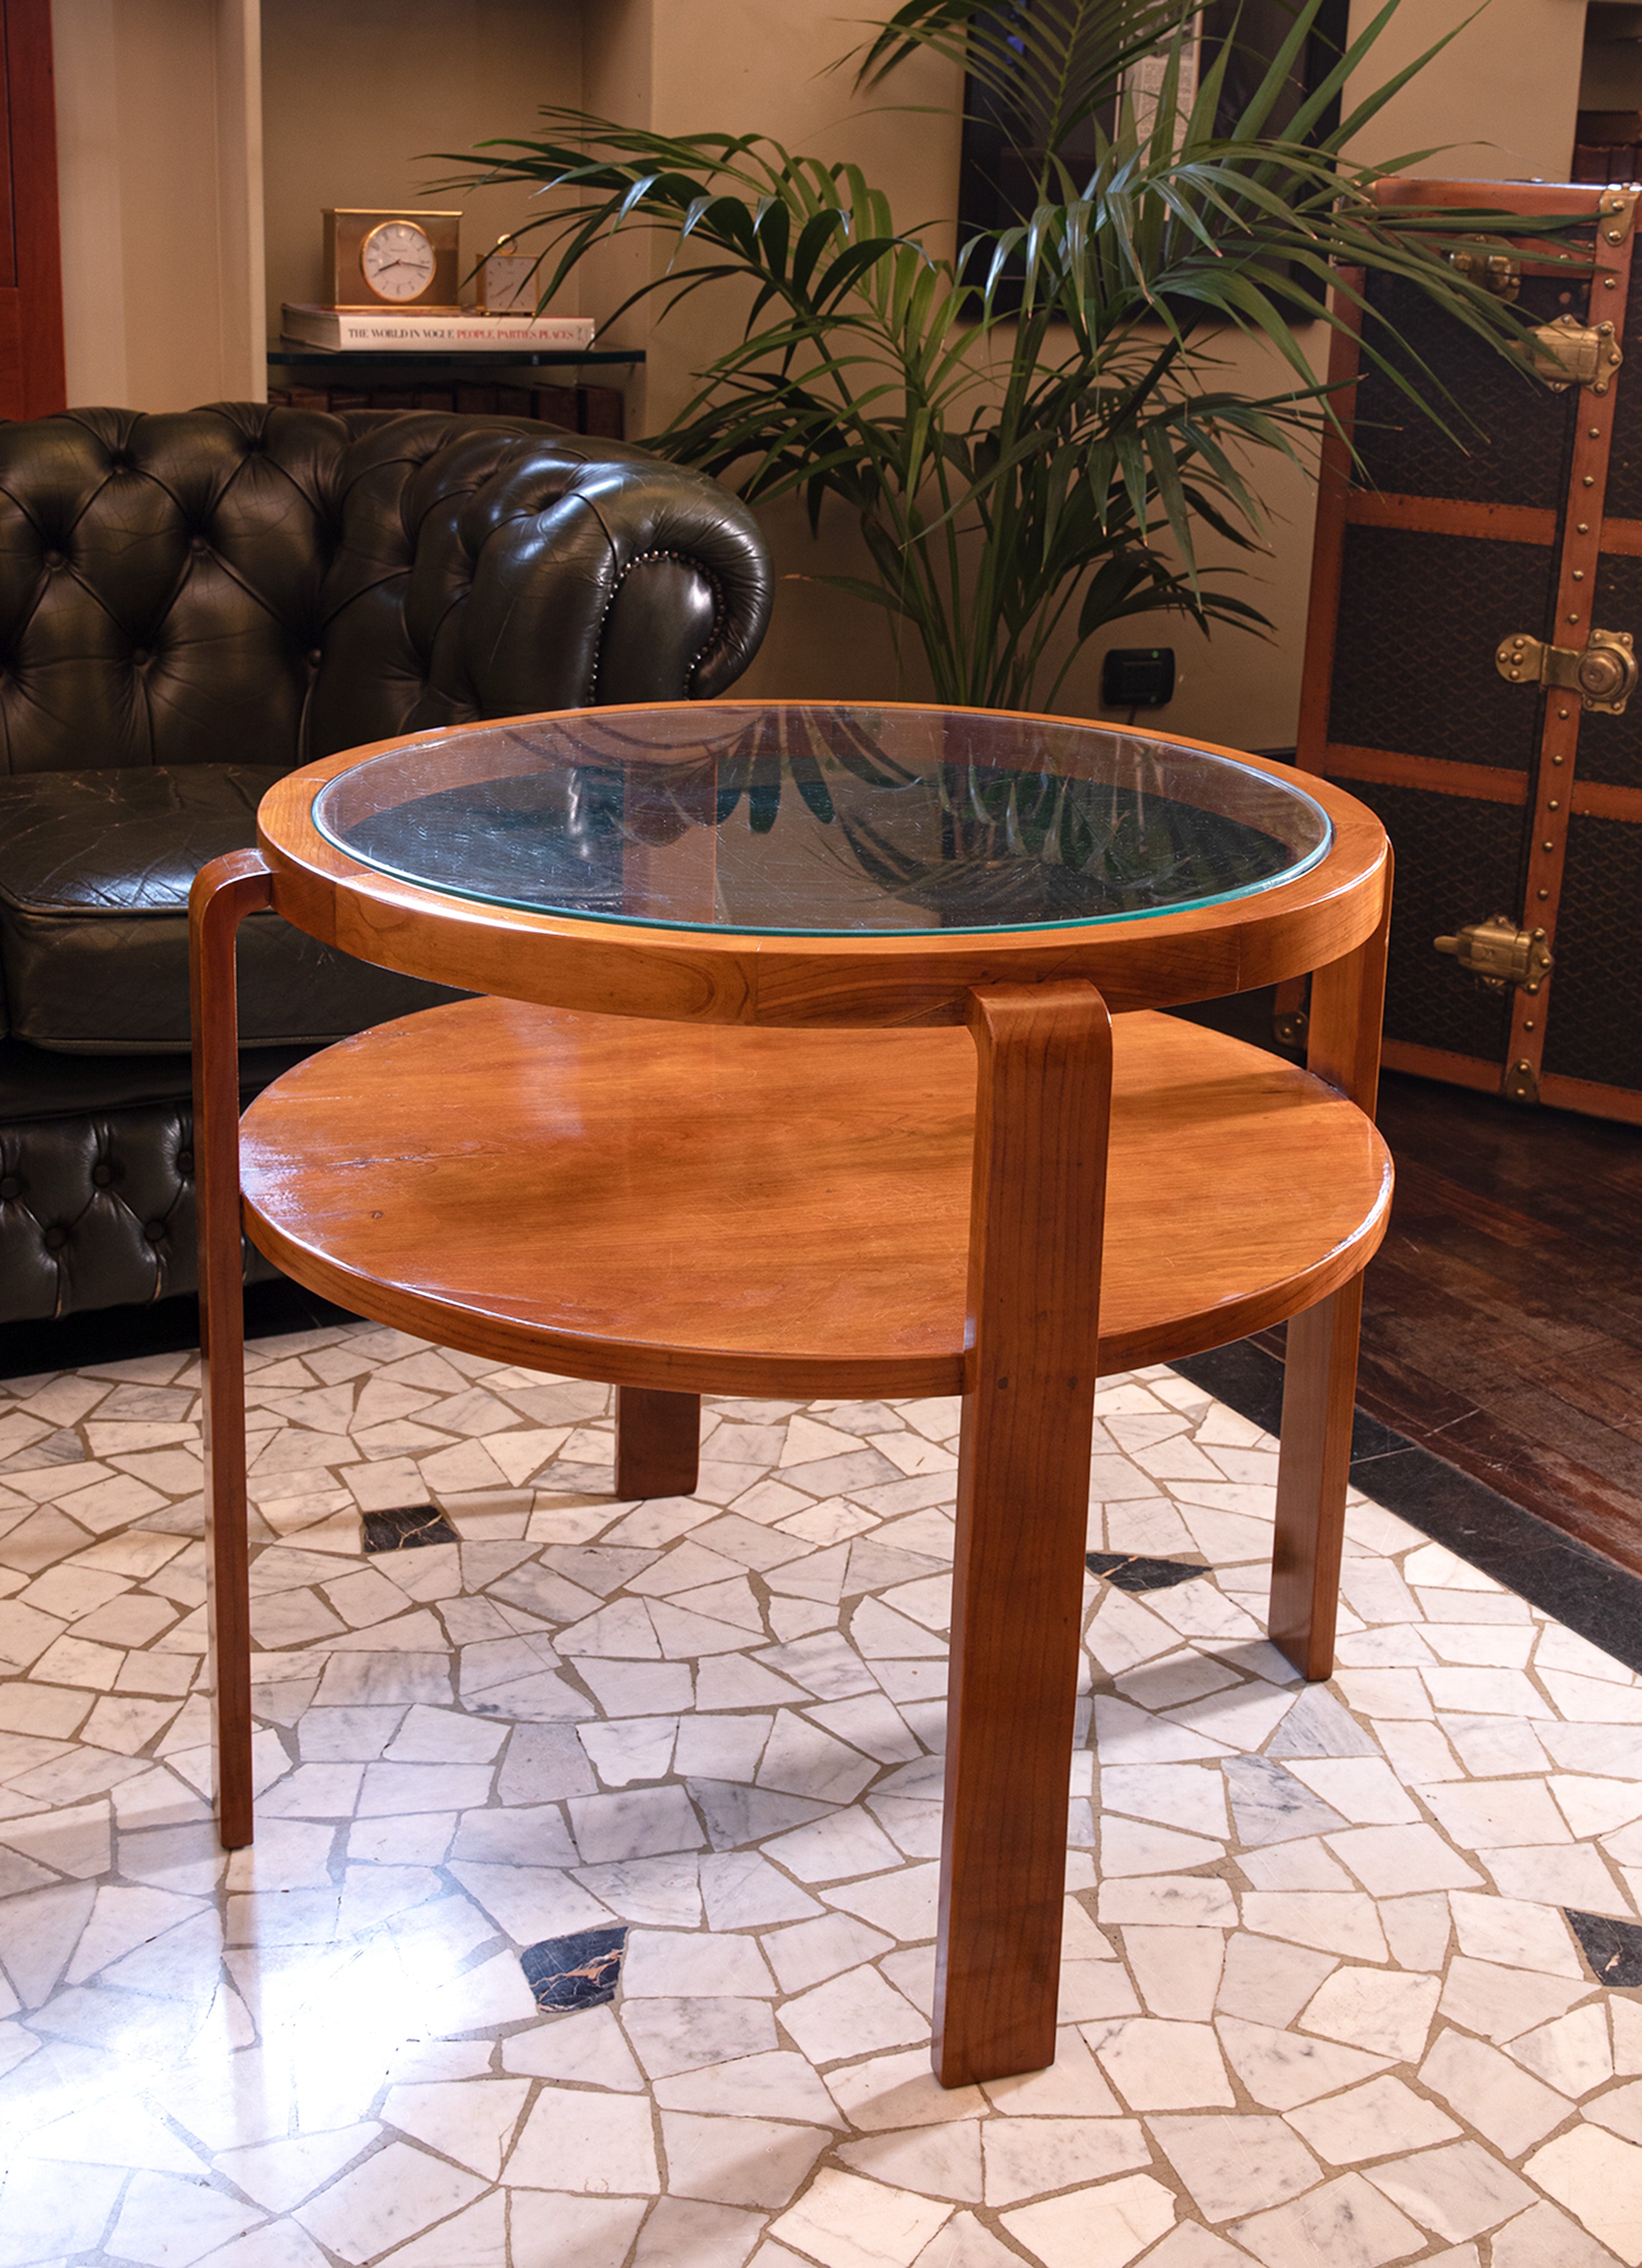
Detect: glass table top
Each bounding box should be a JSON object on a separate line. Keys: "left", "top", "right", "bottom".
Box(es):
{"left": 311, "top": 703, "right": 1332, "bottom": 938}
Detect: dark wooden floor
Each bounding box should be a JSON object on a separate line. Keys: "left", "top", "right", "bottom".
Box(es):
{"left": 1257, "top": 1070, "right": 1642, "bottom": 1580}
{"left": 1176, "top": 992, "right": 1642, "bottom": 1579}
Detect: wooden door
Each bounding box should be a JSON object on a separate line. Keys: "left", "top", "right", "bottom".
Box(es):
{"left": 0, "top": 0, "right": 63, "bottom": 419}
{"left": 1295, "top": 180, "right": 1642, "bottom": 1124}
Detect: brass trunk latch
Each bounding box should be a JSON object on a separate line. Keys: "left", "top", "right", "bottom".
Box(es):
{"left": 1434, "top": 916, "right": 1554, "bottom": 994}
{"left": 1598, "top": 187, "right": 1640, "bottom": 246}
{"left": 1448, "top": 244, "right": 1521, "bottom": 299}
{"left": 1527, "top": 313, "right": 1624, "bottom": 393}
{"left": 1495, "top": 626, "right": 1637, "bottom": 713}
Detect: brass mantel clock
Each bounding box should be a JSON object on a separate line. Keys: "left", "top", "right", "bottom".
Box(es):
{"left": 322, "top": 210, "right": 461, "bottom": 311}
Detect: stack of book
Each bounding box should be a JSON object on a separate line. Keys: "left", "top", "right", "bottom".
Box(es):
{"left": 280, "top": 304, "right": 598, "bottom": 352}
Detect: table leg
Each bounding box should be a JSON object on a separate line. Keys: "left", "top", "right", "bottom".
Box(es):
{"left": 1270, "top": 860, "right": 1391, "bottom": 1682}
{"left": 934, "top": 980, "right": 1112, "bottom": 2089}
{"left": 189, "top": 850, "right": 273, "bottom": 1852}
{"left": 615, "top": 1387, "right": 701, "bottom": 1498}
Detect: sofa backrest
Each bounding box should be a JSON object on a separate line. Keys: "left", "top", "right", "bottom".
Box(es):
{"left": 0, "top": 401, "right": 678, "bottom": 777}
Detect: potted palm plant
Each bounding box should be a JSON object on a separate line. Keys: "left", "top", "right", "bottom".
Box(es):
{"left": 443, "top": 0, "right": 1581, "bottom": 712}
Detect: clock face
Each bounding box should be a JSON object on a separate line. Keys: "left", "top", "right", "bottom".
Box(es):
{"left": 360, "top": 219, "right": 437, "bottom": 303}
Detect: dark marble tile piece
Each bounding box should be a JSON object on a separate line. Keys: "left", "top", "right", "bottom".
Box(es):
{"left": 362, "top": 1503, "right": 460, "bottom": 1553}
{"left": 1566, "top": 1908, "right": 1642, "bottom": 1989}
{"left": 520, "top": 1924, "right": 629, "bottom": 2013}
{"left": 1085, "top": 1551, "right": 1207, "bottom": 1593}
{"left": 1173, "top": 1340, "right": 1642, "bottom": 1681}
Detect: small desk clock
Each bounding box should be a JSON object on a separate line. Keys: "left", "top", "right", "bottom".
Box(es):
{"left": 322, "top": 210, "right": 461, "bottom": 311}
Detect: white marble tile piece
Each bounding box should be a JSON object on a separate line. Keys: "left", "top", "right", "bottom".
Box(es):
{"left": 1087, "top": 2017, "right": 1233, "bottom": 2109}
{"left": 1446, "top": 1889, "right": 1582, "bottom": 1977}
{"left": 823, "top": 2046, "right": 986, "bottom": 2132}
{"left": 770, "top": 2167, "right": 952, "bottom": 2268}
{"left": 1437, "top": 1955, "right": 1595, "bottom": 2043}
{"left": 1322, "top": 1824, "right": 1483, "bottom": 1895}
{"left": 1525, "top": 2126, "right": 1642, "bottom": 2263}
{"left": 1417, "top": 2026, "right": 1574, "bottom": 2157}
{"left": 999, "top": 2171, "right": 1176, "bottom": 2268}
{"left": 663, "top": 2108, "right": 831, "bottom": 2208}
{"left": 835, "top": 2118, "right": 984, "bottom": 2203}
{"left": 1226, "top": 2170, "right": 1425, "bottom": 2268}
{"left": 500, "top": 2003, "right": 644, "bottom": 2090}
{"left": 378, "top": 2077, "right": 530, "bottom": 2179}
{"left": 762, "top": 1807, "right": 902, "bottom": 1885}
{"left": 293, "top": 2140, "right": 488, "bottom": 2264}
{"left": 779, "top": 1962, "right": 928, "bottom": 2064}
{"left": 1286, "top": 2073, "right": 1459, "bottom": 2165}
{"left": 1299, "top": 1965, "right": 1442, "bottom": 2062}
{"left": 1215, "top": 1933, "right": 1338, "bottom": 2027}
{"left": 621, "top": 1994, "right": 779, "bottom": 2080}
{"left": 1365, "top": 2138, "right": 1536, "bottom": 2244}
{"left": 1122, "top": 1925, "right": 1224, "bottom": 2021}
{"left": 656, "top": 2048, "right": 843, "bottom": 2127}
{"left": 1506, "top": 2000, "right": 1613, "bottom": 2096}
{"left": 214, "top": 2122, "right": 380, "bottom": 2211}
{"left": 982, "top": 2114, "right": 1151, "bottom": 2205}
{"left": 503, "top": 2083, "right": 661, "bottom": 2191}
{"left": 1216, "top": 2016, "right": 1392, "bottom": 2109}
{"left": 1284, "top": 1758, "right": 1420, "bottom": 1825}
{"left": 1148, "top": 2110, "right": 1321, "bottom": 2221}
{"left": 1489, "top": 2198, "right": 1631, "bottom": 2268}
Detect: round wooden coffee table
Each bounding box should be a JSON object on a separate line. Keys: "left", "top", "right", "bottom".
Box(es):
{"left": 190, "top": 700, "right": 1392, "bottom": 2090}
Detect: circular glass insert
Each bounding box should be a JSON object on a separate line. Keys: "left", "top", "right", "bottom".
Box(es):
{"left": 311, "top": 703, "right": 1332, "bottom": 937}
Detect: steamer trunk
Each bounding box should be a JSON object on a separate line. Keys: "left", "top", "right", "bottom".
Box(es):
{"left": 1295, "top": 179, "right": 1642, "bottom": 1123}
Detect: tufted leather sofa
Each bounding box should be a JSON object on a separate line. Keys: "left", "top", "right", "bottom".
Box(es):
{"left": 0, "top": 401, "right": 772, "bottom": 1324}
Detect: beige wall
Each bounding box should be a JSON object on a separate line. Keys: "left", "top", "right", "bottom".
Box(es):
{"left": 575, "top": 0, "right": 1593, "bottom": 741}
{"left": 260, "top": 0, "right": 583, "bottom": 333}
{"left": 52, "top": 0, "right": 264, "bottom": 409}
{"left": 46, "top": 0, "right": 1595, "bottom": 742}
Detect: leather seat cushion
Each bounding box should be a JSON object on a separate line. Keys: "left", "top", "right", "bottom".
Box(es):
{"left": 0, "top": 766, "right": 462, "bottom": 1052}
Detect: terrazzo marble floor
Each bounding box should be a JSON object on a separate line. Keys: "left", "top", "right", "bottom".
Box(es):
{"left": 0, "top": 1323, "right": 1640, "bottom": 2266}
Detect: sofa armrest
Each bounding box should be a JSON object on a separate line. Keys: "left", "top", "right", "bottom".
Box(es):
{"left": 451, "top": 449, "right": 773, "bottom": 713}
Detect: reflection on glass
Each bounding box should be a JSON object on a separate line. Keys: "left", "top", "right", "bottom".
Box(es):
{"left": 312, "top": 704, "right": 1331, "bottom": 938}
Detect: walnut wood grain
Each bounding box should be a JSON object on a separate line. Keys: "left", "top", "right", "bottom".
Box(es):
{"left": 614, "top": 1387, "right": 701, "bottom": 1498}
{"left": 254, "top": 708, "right": 1389, "bottom": 1030}
{"left": 1270, "top": 862, "right": 1390, "bottom": 1680}
{"left": 934, "top": 981, "right": 1111, "bottom": 2087}
{"left": 238, "top": 999, "right": 1391, "bottom": 1399}
{"left": 189, "top": 850, "right": 274, "bottom": 1851}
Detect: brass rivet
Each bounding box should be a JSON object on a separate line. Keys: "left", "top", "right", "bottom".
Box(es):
{"left": 1533, "top": 928, "right": 1546, "bottom": 939}
{"left": 1585, "top": 474, "right": 1597, "bottom": 486}
{"left": 1510, "top": 668, "right": 1522, "bottom": 678}
{"left": 1544, "top": 838, "right": 1556, "bottom": 850}
{"left": 1524, "top": 1018, "right": 1536, "bottom": 1028}
{"left": 1573, "top": 569, "right": 1586, "bottom": 580}
{"left": 1538, "top": 887, "right": 1550, "bottom": 899}
{"left": 1553, "top": 752, "right": 1565, "bottom": 764}
{"left": 1577, "top": 523, "right": 1590, "bottom": 533}
{"left": 1569, "top": 612, "right": 1581, "bottom": 623}
{"left": 1590, "top": 427, "right": 1603, "bottom": 438}
{"left": 1548, "top": 798, "right": 1560, "bottom": 809}
{"left": 1558, "top": 708, "right": 1570, "bottom": 719}
{"left": 1606, "top": 276, "right": 1619, "bottom": 288}
{"left": 1516, "top": 1060, "right": 1533, "bottom": 1072}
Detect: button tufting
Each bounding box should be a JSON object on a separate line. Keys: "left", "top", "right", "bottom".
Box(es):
{"left": 308, "top": 649, "right": 323, "bottom": 667}
{"left": 143, "top": 1219, "right": 167, "bottom": 1243}
{"left": 91, "top": 1162, "right": 114, "bottom": 1187}
{"left": 42, "top": 1224, "right": 67, "bottom": 1251}
{"left": 131, "top": 648, "right": 151, "bottom": 667}
{"left": 0, "top": 1176, "right": 19, "bottom": 1200}
{"left": 42, "top": 550, "right": 63, "bottom": 569}
{"left": 176, "top": 1150, "right": 194, "bottom": 1176}
{"left": 190, "top": 536, "right": 210, "bottom": 556}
